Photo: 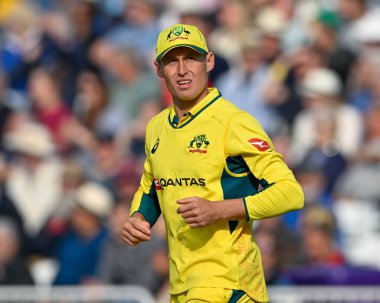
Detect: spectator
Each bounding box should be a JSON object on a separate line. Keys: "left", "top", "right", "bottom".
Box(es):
{"left": 97, "top": 202, "right": 168, "bottom": 295}
{"left": 40, "top": 158, "right": 87, "bottom": 244}
{"left": 308, "top": 9, "right": 356, "bottom": 89}
{"left": 333, "top": 101, "right": 380, "bottom": 268}
{"left": 28, "top": 67, "right": 72, "bottom": 153}
{"left": 347, "top": 46, "right": 380, "bottom": 112}
{"left": 100, "top": 0, "right": 161, "bottom": 61}
{"left": 0, "top": 217, "right": 34, "bottom": 285}
{"left": 292, "top": 67, "right": 363, "bottom": 163}
{"left": 300, "top": 205, "right": 345, "bottom": 266}
{"left": 0, "top": 155, "right": 24, "bottom": 250}
{"left": 216, "top": 39, "right": 281, "bottom": 134}
{"left": 263, "top": 45, "right": 325, "bottom": 128}
{"left": 86, "top": 134, "right": 123, "bottom": 193}
{"left": 0, "top": 72, "right": 15, "bottom": 151}
{"left": 4, "top": 122, "right": 63, "bottom": 256}
{"left": 0, "top": 2, "right": 43, "bottom": 92}
{"left": 114, "top": 162, "right": 142, "bottom": 204}
{"left": 296, "top": 109, "right": 347, "bottom": 201}
{"left": 209, "top": 0, "right": 252, "bottom": 65}
{"left": 338, "top": 0, "right": 369, "bottom": 50}
{"left": 254, "top": 217, "right": 300, "bottom": 285}
{"left": 61, "top": 1, "right": 109, "bottom": 104}
{"left": 117, "top": 99, "right": 163, "bottom": 163}
{"left": 54, "top": 182, "right": 112, "bottom": 285}
{"left": 74, "top": 69, "right": 111, "bottom": 133}
{"left": 91, "top": 45, "right": 161, "bottom": 125}
{"left": 283, "top": 205, "right": 380, "bottom": 285}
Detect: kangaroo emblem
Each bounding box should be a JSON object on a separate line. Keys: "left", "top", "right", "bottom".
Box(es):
{"left": 188, "top": 135, "right": 209, "bottom": 149}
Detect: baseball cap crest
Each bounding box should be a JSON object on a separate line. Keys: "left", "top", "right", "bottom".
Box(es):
{"left": 172, "top": 26, "right": 184, "bottom": 36}
{"left": 156, "top": 23, "right": 209, "bottom": 61}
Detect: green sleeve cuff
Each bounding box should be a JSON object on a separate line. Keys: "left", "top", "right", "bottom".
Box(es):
{"left": 243, "top": 197, "right": 250, "bottom": 221}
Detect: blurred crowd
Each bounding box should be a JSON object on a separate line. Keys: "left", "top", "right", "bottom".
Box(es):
{"left": 1, "top": 0, "right": 380, "bottom": 300}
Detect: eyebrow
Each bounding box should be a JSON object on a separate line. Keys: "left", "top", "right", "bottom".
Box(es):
{"left": 161, "top": 53, "right": 206, "bottom": 64}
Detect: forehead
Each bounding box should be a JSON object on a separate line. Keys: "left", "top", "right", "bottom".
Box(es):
{"left": 162, "top": 47, "right": 202, "bottom": 60}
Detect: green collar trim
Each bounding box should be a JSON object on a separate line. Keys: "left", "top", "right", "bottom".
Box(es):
{"left": 168, "top": 92, "right": 221, "bottom": 129}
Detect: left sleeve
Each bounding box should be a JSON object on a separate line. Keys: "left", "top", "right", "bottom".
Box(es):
{"left": 129, "top": 125, "right": 161, "bottom": 226}
{"left": 225, "top": 111, "right": 304, "bottom": 220}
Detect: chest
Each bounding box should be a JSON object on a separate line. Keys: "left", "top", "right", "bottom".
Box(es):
{"left": 148, "top": 119, "right": 226, "bottom": 180}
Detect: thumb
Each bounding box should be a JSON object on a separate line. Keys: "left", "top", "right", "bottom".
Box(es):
{"left": 140, "top": 220, "right": 151, "bottom": 234}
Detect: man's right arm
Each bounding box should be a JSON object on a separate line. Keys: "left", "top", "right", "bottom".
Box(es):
{"left": 122, "top": 140, "right": 161, "bottom": 246}
{"left": 122, "top": 212, "right": 151, "bottom": 246}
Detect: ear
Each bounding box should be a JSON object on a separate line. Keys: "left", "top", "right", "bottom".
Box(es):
{"left": 206, "top": 52, "right": 215, "bottom": 73}
{"left": 154, "top": 60, "right": 164, "bottom": 78}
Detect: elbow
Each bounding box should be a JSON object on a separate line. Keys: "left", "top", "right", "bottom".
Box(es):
{"left": 290, "top": 181, "right": 305, "bottom": 211}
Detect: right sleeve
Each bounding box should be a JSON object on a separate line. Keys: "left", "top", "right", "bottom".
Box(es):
{"left": 129, "top": 134, "right": 161, "bottom": 226}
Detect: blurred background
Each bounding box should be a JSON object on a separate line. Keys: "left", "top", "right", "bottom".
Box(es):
{"left": 0, "top": 0, "right": 380, "bottom": 302}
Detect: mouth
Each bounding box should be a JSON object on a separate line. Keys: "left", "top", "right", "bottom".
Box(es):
{"left": 177, "top": 79, "right": 192, "bottom": 89}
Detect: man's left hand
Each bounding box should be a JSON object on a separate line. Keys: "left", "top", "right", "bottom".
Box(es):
{"left": 177, "top": 197, "right": 217, "bottom": 228}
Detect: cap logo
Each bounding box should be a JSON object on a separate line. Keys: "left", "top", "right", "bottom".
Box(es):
{"left": 173, "top": 26, "right": 184, "bottom": 36}
{"left": 167, "top": 26, "right": 191, "bottom": 40}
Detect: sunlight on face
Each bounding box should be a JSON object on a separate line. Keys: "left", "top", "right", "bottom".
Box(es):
{"left": 155, "top": 47, "right": 214, "bottom": 105}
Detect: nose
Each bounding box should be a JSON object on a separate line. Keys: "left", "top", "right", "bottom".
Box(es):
{"left": 177, "top": 59, "right": 188, "bottom": 76}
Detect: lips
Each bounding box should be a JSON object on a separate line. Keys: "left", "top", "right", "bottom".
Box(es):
{"left": 177, "top": 79, "right": 192, "bottom": 88}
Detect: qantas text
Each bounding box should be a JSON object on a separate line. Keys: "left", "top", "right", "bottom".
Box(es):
{"left": 158, "top": 178, "right": 206, "bottom": 187}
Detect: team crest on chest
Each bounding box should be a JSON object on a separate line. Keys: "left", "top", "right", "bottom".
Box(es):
{"left": 187, "top": 134, "right": 209, "bottom": 154}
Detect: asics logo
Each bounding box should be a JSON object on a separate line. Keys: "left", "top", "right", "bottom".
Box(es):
{"left": 151, "top": 138, "right": 160, "bottom": 154}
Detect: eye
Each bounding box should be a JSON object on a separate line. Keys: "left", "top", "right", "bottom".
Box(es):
{"left": 185, "top": 56, "right": 196, "bottom": 63}
{"left": 166, "top": 58, "right": 177, "bottom": 65}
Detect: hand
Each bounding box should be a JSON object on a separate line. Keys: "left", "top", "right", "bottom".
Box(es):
{"left": 177, "top": 197, "right": 217, "bottom": 228}
{"left": 121, "top": 213, "right": 151, "bottom": 246}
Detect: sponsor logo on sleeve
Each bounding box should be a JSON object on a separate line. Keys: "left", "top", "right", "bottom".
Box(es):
{"left": 248, "top": 138, "right": 272, "bottom": 152}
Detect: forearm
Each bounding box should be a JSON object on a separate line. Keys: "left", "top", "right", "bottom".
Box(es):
{"left": 213, "top": 198, "right": 247, "bottom": 221}
{"left": 244, "top": 179, "right": 304, "bottom": 220}
{"left": 130, "top": 186, "right": 161, "bottom": 226}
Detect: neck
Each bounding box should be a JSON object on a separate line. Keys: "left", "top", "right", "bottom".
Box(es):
{"left": 77, "top": 222, "right": 101, "bottom": 239}
{"left": 173, "top": 87, "right": 209, "bottom": 119}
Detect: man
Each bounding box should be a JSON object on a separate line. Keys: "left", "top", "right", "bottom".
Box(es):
{"left": 122, "top": 24, "right": 304, "bottom": 303}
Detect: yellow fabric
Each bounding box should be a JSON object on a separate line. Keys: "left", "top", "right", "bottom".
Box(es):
{"left": 170, "top": 288, "right": 255, "bottom": 303}
{"left": 130, "top": 88, "right": 304, "bottom": 302}
{"left": 0, "top": 0, "right": 20, "bottom": 23}
{"left": 170, "top": 288, "right": 233, "bottom": 303}
{"left": 155, "top": 24, "right": 209, "bottom": 60}
{"left": 236, "top": 294, "right": 257, "bottom": 303}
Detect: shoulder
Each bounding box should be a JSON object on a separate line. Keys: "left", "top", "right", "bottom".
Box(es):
{"left": 214, "top": 97, "right": 262, "bottom": 126}
{"left": 211, "top": 96, "right": 243, "bottom": 118}
{"left": 146, "top": 108, "right": 170, "bottom": 131}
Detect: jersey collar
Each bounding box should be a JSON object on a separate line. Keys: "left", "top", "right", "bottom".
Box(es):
{"left": 168, "top": 88, "right": 222, "bottom": 129}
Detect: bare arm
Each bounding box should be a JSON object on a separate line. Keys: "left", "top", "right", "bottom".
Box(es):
{"left": 177, "top": 197, "right": 246, "bottom": 228}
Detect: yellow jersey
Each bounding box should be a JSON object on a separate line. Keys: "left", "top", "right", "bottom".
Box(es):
{"left": 130, "top": 88, "right": 304, "bottom": 302}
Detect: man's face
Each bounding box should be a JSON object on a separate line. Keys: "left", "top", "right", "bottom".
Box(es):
{"left": 155, "top": 47, "right": 214, "bottom": 104}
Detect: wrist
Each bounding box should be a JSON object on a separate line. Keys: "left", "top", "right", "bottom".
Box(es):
{"left": 132, "top": 212, "right": 146, "bottom": 221}
{"left": 214, "top": 199, "right": 246, "bottom": 221}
